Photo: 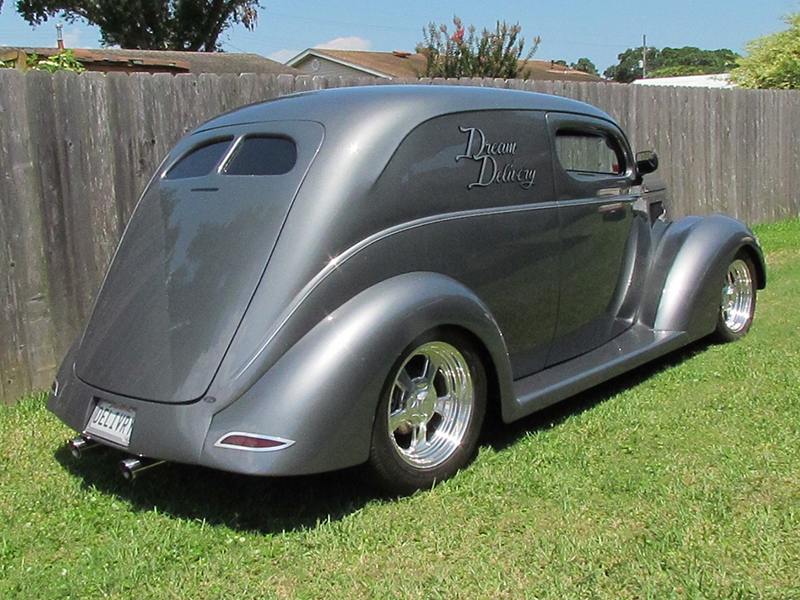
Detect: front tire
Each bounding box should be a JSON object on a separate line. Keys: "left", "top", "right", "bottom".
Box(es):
{"left": 367, "top": 330, "right": 487, "bottom": 495}
{"left": 713, "top": 251, "right": 757, "bottom": 343}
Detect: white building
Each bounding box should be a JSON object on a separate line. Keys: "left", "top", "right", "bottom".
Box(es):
{"left": 631, "top": 74, "right": 736, "bottom": 89}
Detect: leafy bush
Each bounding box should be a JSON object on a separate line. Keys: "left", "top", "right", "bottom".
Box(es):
{"left": 26, "top": 49, "right": 86, "bottom": 73}
{"left": 732, "top": 11, "right": 800, "bottom": 89}
{"left": 416, "top": 16, "right": 540, "bottom": 79}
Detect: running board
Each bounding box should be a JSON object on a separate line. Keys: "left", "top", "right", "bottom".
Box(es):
{"left": 507, "top": 326, "right": 689, "bottom": 422}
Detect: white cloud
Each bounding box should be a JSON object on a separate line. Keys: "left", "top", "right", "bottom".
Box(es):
{"left": 269, "top": 36, "right": 372, "bottom": 64}
{"left": 269, "top": 48, "right": 302, "bottom": 64}
{"left": 62, "top": 27, "right": 82, "bottom": 49}
{"left": 318, "top": 37, "right": 372, "bottom": 51}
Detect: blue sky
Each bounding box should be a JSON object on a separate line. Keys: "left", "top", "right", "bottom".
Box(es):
{"left": 1, "top": 1, "right": 798, "bottom": 72}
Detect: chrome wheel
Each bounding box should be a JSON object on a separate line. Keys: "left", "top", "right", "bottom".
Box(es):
{"left": 367, "top": 331, "right": 486, "bottom": 494}
{"left": 720, "top": 258, "right": 754, "bottom": 335}
{"left": 387, "top": 341, "right": 474, "bottom": 469}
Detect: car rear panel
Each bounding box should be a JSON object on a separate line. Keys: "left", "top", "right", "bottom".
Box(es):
{"left": 75, "top": 120, "right": 324, "bottom": 403}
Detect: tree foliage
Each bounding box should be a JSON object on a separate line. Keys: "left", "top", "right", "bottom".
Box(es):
{"left": 570, "top": 57, "right": 598, "bottom": 76}
{"left": 552, "top": 57, "right": 598, "bottom": 76}
{"left": 416, "top": 16, "right": 540, "bottom": 79}
{"left": 15, "top": 0, "right": 261, "bottom": 51}
{"left": 604, "top": 46, "right": 738, "bottom": 82}
{"left": 732, "top": 11, "right": 800, "bottom": 89}
{"left": 603, "top": 47, "right": 659, "bottom": 82}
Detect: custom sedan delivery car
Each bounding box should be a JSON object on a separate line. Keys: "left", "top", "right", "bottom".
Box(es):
{"left": 48, "top": 86, "right": 765, "bottom": 494}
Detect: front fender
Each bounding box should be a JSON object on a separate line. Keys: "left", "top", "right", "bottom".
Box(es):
{"left": 641, "top": 215, "right": 765, "bottom": 338}
{"left": 201, "top": 272, "right": 512, "bottom": 476}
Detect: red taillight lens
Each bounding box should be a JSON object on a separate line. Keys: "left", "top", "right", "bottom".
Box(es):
{"left": 214, "top": 432, "right": 295, "bottom": 452}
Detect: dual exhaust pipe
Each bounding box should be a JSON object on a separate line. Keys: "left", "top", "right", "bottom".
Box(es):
{"left": 68, "top": 435, "right": 102, "bottom": 459}
{"left": 68, "top": 436, "right": 165, "bottom": 480}
{"left": 119, "top": 456, "right": 165, "bottom": 481}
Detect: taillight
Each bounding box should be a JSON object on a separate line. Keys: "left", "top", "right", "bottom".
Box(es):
{"left": 213, "top": 432, "right": 295, "bottom": 452}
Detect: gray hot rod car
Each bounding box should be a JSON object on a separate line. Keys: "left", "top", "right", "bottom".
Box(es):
{"left": 48, "top": 85, "right": 765, "bottom": 494}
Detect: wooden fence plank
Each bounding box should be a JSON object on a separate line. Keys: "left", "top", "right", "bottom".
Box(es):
{"left": 2, "top": 71, "right": 800, "bottom": 403}
{"left": 0, "top": 70, "right": 56, "bottom": 400}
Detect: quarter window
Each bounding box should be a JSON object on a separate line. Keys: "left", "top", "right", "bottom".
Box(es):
{"left": 555, "top": 131, "right": 625, "bottom": 176}
{"left": 224, "top": 136, "right": 297, "bottom": 176}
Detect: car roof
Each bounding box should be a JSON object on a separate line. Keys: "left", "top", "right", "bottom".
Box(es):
{"left": 196, "top": 84, "right": 615, "bottom": 134}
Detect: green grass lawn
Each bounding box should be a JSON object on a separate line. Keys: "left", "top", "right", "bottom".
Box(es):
{"left": 2, "top": 220, "right": 799, "bottom": 599}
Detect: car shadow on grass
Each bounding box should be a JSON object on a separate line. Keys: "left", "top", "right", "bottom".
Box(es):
{"left": 54, "top": 338, "right": 711, "bottom": 535}
{"left": 55, "top": 443, "right": 379, "bottom": 535}
{"left": 480, "top": 338, "right": 711, "bottom": 453}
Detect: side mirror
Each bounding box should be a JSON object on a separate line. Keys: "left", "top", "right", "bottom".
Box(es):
{"left": 636, "top": 150, "right": 659, "bottom": 175}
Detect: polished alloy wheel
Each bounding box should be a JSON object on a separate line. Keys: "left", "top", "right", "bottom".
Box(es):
{"left": 720, "top": 259, "right": 754, "bottom": 334}
{"left": 387, "top": 341, "right": 474, "bottom": 469}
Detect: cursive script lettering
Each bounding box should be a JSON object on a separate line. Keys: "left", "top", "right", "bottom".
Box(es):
{"left": 456, "top": 126, "right": 536, "bottom": 190}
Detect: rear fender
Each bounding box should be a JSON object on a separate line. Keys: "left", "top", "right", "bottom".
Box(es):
{"left": 202, "top": 272, "right": 512, "bottom": 475}
{"left": 640, "top": 215, "right": 765, "bottom": 338}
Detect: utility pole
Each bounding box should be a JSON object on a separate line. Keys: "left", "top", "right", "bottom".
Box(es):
{"left": 642, "top": 34, "right": 647, "bottom": 78}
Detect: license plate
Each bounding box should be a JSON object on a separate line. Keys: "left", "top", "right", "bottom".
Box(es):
{"left": 85, "top": 400, "right": 136, "bottom": 447}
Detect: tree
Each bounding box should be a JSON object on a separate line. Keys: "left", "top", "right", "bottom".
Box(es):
{"left": 604, "top": 46, "right": 738, "bottom": 82}
{"left": 603, "top": 46, "right": 659, "bottom": 82}
{"left": 732, "top": 11, "right": 800, "bottom": 89}
{"left": 416, "top": 16, "right": 540, "bottom": 79}
{"left": 651, "top": 46, "right": 738, "bottom": 77}
{"left": 570, "top": 57, "right": 598, "bottom": 76}
{"left": 551, "top": 58, "right": 598, "bottom": 76}
{"left": 15, "top": 0, "right": 261, "bottom": 51}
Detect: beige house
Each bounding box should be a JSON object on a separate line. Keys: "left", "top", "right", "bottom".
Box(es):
{"left": 287, "top": 48, "right": 602, "bottom": 82}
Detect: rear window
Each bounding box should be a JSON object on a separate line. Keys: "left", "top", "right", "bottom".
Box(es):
{"left": 164, "top": 139, "right": 232, "bottom": 180}
{"left": 224, "top": 136, "right": 297, "bottom": 176}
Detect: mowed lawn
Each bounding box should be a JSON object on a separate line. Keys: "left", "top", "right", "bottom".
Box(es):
{"left": 1, "top": 220, "right": 799, "bottom": 600}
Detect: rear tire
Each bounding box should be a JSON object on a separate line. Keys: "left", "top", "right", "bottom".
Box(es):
{"left": 366, "top": 330, "right": 487, "bottom": 495}
{"left": 713, "top": 251, "right": 756, "bottom": 343}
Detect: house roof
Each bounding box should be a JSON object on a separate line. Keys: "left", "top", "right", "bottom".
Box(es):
{"left": 520, "top": 60, "right": 603, "bottom": 82}
{"left": 287, "top": 48, "right": 602, "bottom": 82}
{"left": 0, "top": 47, "right": 299, "bottom": 75}
{"left": 288, "top": 48, "right": 428, "bottom": 78}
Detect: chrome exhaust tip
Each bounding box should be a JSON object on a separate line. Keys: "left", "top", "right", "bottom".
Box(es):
{"left": 68, "top": 436, "right": 101, "bottom": 459}
{"left": 119, "top": 456, "right": 165, "bottom": 481}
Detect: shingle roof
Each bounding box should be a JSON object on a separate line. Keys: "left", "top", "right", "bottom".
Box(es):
{"left": 288, "top": 48, "right": 602, "bottom": 82}
{"left": 295, "top": 49, "right": 428, "bottom": 78}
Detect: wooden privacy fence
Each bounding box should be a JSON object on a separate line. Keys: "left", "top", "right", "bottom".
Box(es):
{"left": 1, "top": 70, "right": 799, "bottom": 403}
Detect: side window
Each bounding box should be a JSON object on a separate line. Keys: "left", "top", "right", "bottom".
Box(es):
{"left": 164, "top": 139, "right": 232, "bottom": 180}
{"left": 224, "top": 136, "right": 297, "bottom": 176}
{"left": 555, "top": 131, "right": 625, "bottom": 176}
